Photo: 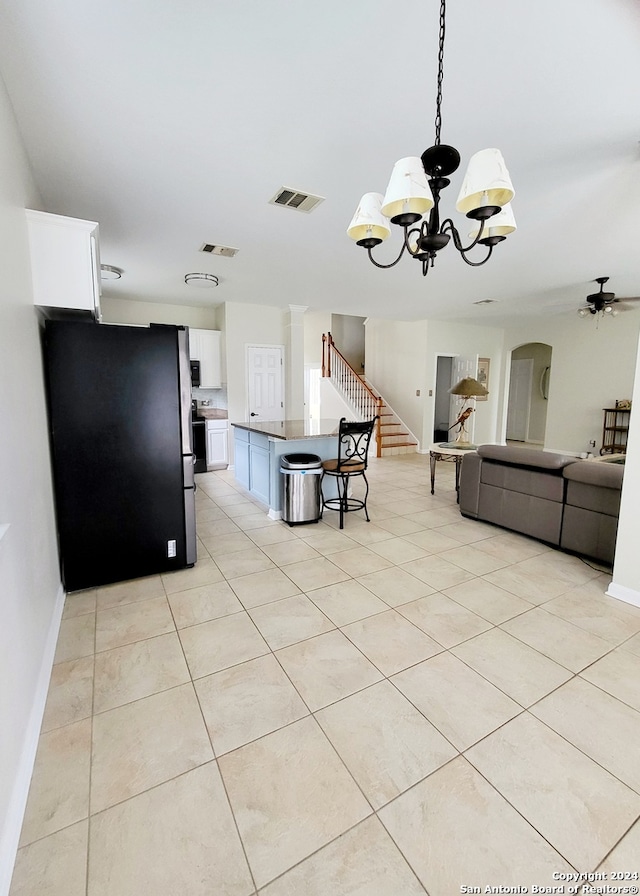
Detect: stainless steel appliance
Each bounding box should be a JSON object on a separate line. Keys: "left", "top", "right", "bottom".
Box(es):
{"left": 43, "top": 319, "right": 197, "bottom": 591}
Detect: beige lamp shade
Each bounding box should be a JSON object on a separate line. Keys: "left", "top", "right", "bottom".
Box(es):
{"left": 380, "top": 157, "right": 434, "bottom": 220}
{"left": 449, "top": 376, "right": 488, "bottom": 398}
{"left": 455, "top": 148, "right": 515, "bottom": 215}
{"left": 468, "top": 202, "right": 517, "bottom": 241}
{"left": 347, "top": 192, "right": 391, "bottom": 243}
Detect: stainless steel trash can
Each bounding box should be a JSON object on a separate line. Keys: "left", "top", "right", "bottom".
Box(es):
{"left": 280, "top": 453, "right": 322, "bottom": 525}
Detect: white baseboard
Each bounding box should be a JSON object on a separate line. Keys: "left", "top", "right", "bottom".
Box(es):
{"left": 268, "top": 509, "right": 282, "bottom": 521}
{"left": 606, "top": 581, "right": 640, "bottom": 609}
{"left": 0, "top": 584, "right": 65, "bottom": 896}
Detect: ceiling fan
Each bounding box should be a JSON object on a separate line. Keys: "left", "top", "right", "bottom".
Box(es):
{"left": 577, "top": 277, "right": 640, "bottom": 317}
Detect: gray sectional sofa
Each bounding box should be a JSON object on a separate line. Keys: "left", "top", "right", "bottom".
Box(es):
{"left": 458, "top": 444, "right": 624, "bottom": 565}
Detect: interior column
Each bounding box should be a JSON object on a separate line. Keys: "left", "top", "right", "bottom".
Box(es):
{"left": 286, "top": 304, "right": 307, "bottom": 419}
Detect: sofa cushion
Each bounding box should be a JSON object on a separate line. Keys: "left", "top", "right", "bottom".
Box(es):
{"left": 477, "top": 444, "right": 577, "bottom": 471}
{"left": 481, "top": 461, "right": 566, "bottom": 503}
{"left": 478, "top": 485, "right": 565, "bottom": 543}
{"left": 561, "top": 505, "right": 618, "bottom": 564}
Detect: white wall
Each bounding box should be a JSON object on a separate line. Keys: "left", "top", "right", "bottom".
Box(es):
{"left": 503, "top": 315, "right": 640, "bottom": 454}
{"left": 364, "top": 318, "right": 429, "bottom": 446}
{"left": 610, "top": 333, "right": 640, "bottom": 603}
{"left": 331, "top": 314, "right": 365, "bottom": 372}
{"left": 223, "top": 302, "right": 287, "bottom": 425}
{"left": 101, "top": 296, "right": 220, "bottom": 330}
{"left": 318, "top": 377, "right": 357, "bottom": 420}
{"left": 0, "top": 77, "right": 63, "bottom": 890}
{"left": 425, "top": 320, "right": 506, "bottom": 450}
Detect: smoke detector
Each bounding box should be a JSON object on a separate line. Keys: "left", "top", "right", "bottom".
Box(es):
{"left": 200, "top": 244, "right": 239, "bottom": 257}
{"left": 269, "top": 187, "right": 325, "bottom": 213}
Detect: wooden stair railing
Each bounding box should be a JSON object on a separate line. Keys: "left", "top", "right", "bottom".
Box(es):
{"left": 322, "top": 332, "right": 384, "bottom": 456}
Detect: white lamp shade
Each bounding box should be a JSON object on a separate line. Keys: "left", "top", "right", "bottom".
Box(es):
{"left": 456, "top": 148, "right": 515, "bottom": 215}
{"left": 380, "top": 157, "right": 434, "bottom": 219}
{"left": 347, "top": 192, "right": 391, "bottom": 242}
{"left": 468, "top": 202, "right": 517, "bottom": 240}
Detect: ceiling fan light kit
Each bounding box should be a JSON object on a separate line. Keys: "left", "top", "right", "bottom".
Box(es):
{"left": 575, "top": 276, "right": 640, "bottom": 319}
{"left": 347, "top": 0, "right": 516, "bottom": 277}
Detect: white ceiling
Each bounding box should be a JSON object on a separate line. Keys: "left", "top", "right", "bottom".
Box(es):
{"left": 1, "top": 0, "right": 640, "bottom": 326}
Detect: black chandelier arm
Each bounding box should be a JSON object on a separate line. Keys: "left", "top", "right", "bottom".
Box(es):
{"left": 440, "top": 218, "right": 494, "bottom": 266}
{"left": 459, "top": 243, "right": 494, "bottom": 267}
{"left": 366, "top": 240, "right": 408, "bottom": 270}
{"left": 441, "top": 217, "right": 484, "bottom": 254}
{"left": 405, "top": 224, "right": 426, "bottom": 257}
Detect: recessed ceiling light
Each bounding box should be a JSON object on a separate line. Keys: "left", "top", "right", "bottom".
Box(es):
{"left": 100, "top": 264, "right": 122, "bottom": 280}
{"left": 184, "top": 272, "right": 219, "bottom": 288}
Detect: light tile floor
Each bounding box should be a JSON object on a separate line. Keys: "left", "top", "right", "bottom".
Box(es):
{"left": 10, "top": 454, "right": 640, "bottom": 895}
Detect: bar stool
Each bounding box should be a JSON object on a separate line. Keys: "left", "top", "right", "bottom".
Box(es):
{"left": 320, "top": 417, "right": 377, "bottom": 529}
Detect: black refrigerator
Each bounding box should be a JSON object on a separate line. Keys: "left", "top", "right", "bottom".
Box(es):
{"left": 43, "top": 319, "right": 197, "bottom": 591}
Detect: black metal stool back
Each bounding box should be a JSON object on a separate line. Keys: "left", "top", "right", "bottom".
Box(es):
{"left": 321, "top": 417, "right": 377, "bottom": 529}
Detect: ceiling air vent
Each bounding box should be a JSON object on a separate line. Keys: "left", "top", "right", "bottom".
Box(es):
{"left": 269, "top": 187, "right": 325, "bottom": 213}
{"left": 200, "top": 243, "right": 239, "bottom": 257}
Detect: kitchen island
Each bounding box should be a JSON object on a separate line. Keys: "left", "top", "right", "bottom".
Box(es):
{"left": 231, "top": 419, "right": 341, "bottom": 518}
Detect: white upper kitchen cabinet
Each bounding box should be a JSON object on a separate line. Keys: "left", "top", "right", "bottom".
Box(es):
{"left": 189, "top": 328, "right": 222, "bottom": 388}
{"left": 26, "top": 210, "right": 101, "bottom": 319}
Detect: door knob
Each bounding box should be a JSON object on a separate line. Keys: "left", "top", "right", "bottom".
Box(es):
{"left": 250, "top": 412, "right": 258, "bottom": 417}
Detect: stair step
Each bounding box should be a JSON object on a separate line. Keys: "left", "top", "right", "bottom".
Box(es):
{"left": 380, "top": 443, "right": 418, "bottom": 456}
{"left": 382, "top": 440, "right": 417, "bottom": 448}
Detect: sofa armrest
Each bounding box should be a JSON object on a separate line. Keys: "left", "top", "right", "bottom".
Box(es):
{"left": 459, "top": 452, "right": 482, "bottom": 517}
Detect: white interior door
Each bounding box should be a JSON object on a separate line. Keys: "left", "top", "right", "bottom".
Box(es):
{"left": 506, "top": 358, "right": 533, "bottom": 441}
{"left": 247, "top": 345, "right": 285, "bottom": 421}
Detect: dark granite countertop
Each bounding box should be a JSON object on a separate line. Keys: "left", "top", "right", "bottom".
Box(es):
{"left": 231, "top": 419, "right": 340, "bottom": 440}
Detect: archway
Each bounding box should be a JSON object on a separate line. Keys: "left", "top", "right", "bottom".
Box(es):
{"left": 506, "top": 343, "right": 552, "bottom": 446}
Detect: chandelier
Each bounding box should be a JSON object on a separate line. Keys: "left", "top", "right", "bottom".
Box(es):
{"left": 347, "top": 0, "right": 516, "bottom": 276}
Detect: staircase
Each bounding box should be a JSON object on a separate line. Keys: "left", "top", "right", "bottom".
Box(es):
{"left": 322, "top": 333, "right": 418, "bottom": 457}
{"left": 363, "top": 379, "right": 418, "bottom": 456}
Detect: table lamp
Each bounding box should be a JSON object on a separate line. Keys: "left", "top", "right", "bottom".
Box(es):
{"left": 441, "top": 376, "right": 489, "bottom": 449}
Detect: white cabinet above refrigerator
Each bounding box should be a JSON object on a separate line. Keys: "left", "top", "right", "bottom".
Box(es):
{"left": 26, "top": 209, "right": 101, "bottom": 319}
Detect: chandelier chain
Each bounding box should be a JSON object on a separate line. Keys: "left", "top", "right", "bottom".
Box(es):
{"left": 434, "top": 0, "right": 446, "bottom": 146}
